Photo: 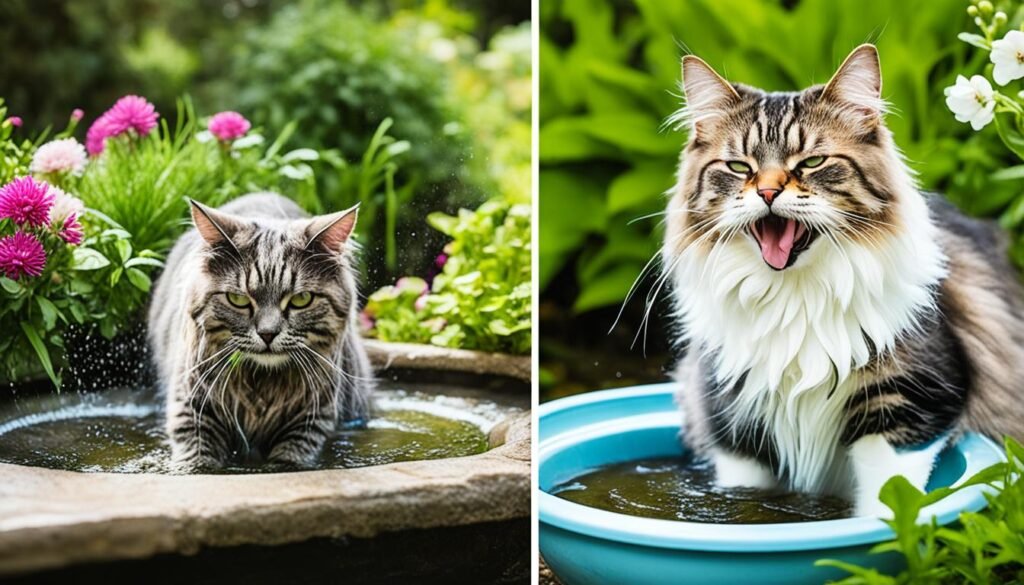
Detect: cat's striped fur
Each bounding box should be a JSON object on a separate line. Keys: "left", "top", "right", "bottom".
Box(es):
{"left": 665, "top": 45, "right": 1024, "bottom": 515}
{"left": 149, "top": 193, "right": 372, "bottom": 471}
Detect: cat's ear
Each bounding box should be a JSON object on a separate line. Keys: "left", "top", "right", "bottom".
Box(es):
{"left": 305, "top": 204, "right": 359, "bottom": 254}
{"left": 821, "top": 44, "right": 884, "bottom": 128}
{"left": 681, "top": 55, "right": 740, "bottom": 137}
{"left": 190, "top": 199, "right": 243, "bottom": 249}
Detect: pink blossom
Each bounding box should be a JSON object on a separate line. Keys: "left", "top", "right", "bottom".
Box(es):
{"left": 7, "top": 116, "right": 22, "bottom": 128}
{"left": 85, "top": 95, "right": 159, "bottom": 155}
{"left": 0, "top": 177, "right": 55, "bottom": 227}
{"left": 71, "top": 109, "right": 84, "bottom": 122}
{"left": 414, "top": 292, "right": 429, "bottom": 312}
{"left": 0, "top": 232, "right": 46, "bottom": 280}
{"left": 30, "top": 138, "right": 88, "bottom": 176}
{"left": 57, "top": 214, "right": 84, "bottom": 246}
{"left": 435, "top": 253, "right": 448, "bottom": 268}
{"left": 48, "top": 187, "right": 85, "bottom": 224}
{"left": 208, "top": 111, "right": 251, "bottom": 141}
{"left": 359, "top": 311, "right": 374, "bottom": 332}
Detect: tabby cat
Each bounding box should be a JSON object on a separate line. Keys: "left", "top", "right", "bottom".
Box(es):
{"left": 665, "top": 45, "right": 1024, "bottom": 515}
{"left": 149, "top": 193, "right": 373, "bottom": 471}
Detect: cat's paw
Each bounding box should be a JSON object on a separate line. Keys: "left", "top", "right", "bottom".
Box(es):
{"left": 712, "top": 449, "right": 777, "bottom": 489}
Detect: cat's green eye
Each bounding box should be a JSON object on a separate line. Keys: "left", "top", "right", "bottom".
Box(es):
{"left": 289, "top": 292, "right": 314, "bottom": 309}
{"left": 226, "top": 292, "right": 251, "bottom": 308}
{"left": 799, "top": 156, "right": 827, "bottom": 169}
{"left": 726, "top": 161, "right": 752, "bottom": 174}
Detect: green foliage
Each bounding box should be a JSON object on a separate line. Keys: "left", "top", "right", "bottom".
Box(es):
{"left": 218, "top": 0, "right": 482, "bottom": 282}
{"left": 819, "top": 438, "right": 1024, "bottom": 584}
{"left": 539, "top": 0, "right": 1019, "bottom": 313}
{"left": 366, "top": 200, "right": 532, "bottom": 355}
{"left": 69, "top": 99, "right": 345, "bottom": 255}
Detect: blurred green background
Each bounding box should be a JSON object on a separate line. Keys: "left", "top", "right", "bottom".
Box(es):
{"left": 539, "top": 0, "right": 1024, "bottom": 401}
{"left": 0, "top": 0, "right": 530, "bottom": 291}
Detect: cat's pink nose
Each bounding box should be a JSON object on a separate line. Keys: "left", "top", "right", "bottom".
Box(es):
{"left": 757, "top": 187, "right": 781, "bottom": 205}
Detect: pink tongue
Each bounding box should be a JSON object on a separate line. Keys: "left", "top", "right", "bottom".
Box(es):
{"left": 758, "top": 219, "right": 798, "bottom": 269}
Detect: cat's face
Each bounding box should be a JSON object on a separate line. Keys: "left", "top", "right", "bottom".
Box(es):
{"left": 188, "top": 202, "right": 359, "bottom": 368}
{"left": 666, "top": 45, "right": 904, "bottom": 271}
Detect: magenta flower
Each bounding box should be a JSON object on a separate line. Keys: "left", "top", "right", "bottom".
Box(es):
{"left": 208, "top": 111, "right": 251, "bottom": 141}
{"left": 58, "top": 214, "right": 84, "bottom": 246}
{"left": 0, "top": 232, "right": 46, "bottom": 280}
{"left": 7, "top": 116, "right": 22, "bottom": 128}
{"left": 0, "top": 177, "right": 55, "bottom": 227}
{"left": 85, "top": 95, "right": 159, "bottom": 155}
{"left": 71, "top": 109, "right": 84, "bottom": 122}
{"left": 435, "top": 253, "right": 448, "bottom": 268}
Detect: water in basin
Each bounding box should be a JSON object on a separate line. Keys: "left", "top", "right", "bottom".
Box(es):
{"left": 551, "top": 456, "right": 852, "bottom": 524}
{"left": 0, "top": 380, "right": 521, "bottom": 473}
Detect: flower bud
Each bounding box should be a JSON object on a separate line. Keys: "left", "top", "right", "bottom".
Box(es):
{"left": 995, "top": 11, "right": 1008, "bottom": 25}
{"left": 979, "top": 1, "right": 994, "bottom": 16}
{"left": 968, "top": 5, "right": 979, "bottom": 16}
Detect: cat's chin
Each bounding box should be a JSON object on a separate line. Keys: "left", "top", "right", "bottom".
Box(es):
{"left": 244, "top": 352, "right": 291, "bottom": 368}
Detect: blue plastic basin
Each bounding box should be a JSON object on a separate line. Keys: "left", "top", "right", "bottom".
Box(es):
{"left": 538, "top": 383, "right": 1004, "bottom": 585}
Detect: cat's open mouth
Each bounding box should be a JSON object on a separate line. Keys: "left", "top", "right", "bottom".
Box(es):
{"left": 749, "top": 215, "right": 817, "bottom": 270}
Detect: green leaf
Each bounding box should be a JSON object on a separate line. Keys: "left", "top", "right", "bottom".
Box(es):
{"left": 126, "top": 268, "right": 151, "bottom": 292}
{"left": 574, "top": 263, "right": 643, "bottom": 313}
{"left": 115, "top": 239, "right": 133, "bottom": 264}
{"left": 992, "top": 165, "right": 1024, "bottom": 181}
{"left": 72, "top": 248, "right": 110, "bottom": 271}
{"left": 995, "top": 112, "right": 1024, "bottom": 162}
{"left": 957, "top": 32, "right": 990, "bottom": 50}
{"left": 0, "top": 277, "right": 20, "bottom": 295}
{"left": 20, "top": 321, "right": 59, "bottom": 390}
{"left": 124, "top": 257, "right": 164, "bottom": 269}
{"left": 281, "top": 148, "right": 320, "bottom": 162}
{"left": 109, "top": 266, "right": 123, "bottom": 287}
{"left": 35, "top": 296, "right": 59, "bottom": 331}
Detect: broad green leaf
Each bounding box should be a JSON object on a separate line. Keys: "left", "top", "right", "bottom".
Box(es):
{"left": 35, "top": 296, "right": 59, "bottom": 331}
{"left": 20, "top": 321, "right": 59, "bottom": 390}
{"left": 115, "top": 239, "right": 133, "bottom": 264}
{"left": 995, "top": 112, "right": 1024, "bottom": 162}
{"left": 124, "top": 257, "right": 164, "bottom": 269}
{"left": 126, "top": 268, "right": 151, "bottom": 292}
{"left": 0, "top": 277, "right": 20, "bottom": 295}
{"left": 72, "top": 248, "right": 110, "bottom": 271}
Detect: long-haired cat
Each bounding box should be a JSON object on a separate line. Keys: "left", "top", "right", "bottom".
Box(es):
{"left": 149, "top": 193, "right": 373, "bottom": 471}
{"left": 665, "top": 45, "right": 1024, "bottom": 515}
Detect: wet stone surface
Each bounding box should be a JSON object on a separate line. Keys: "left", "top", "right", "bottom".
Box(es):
{"left": 551, "top": 456, "right": 852, "bottom": 524}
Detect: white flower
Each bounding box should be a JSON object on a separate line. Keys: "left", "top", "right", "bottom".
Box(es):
{"left": 48, "top": 186, "right": 85, "bottom": 224}
{"left": 991, "top": 30, "right": 1024, "bottom": 86}
{"left": 29, "top": 138, "right": 87, "bottom": 176}
{"left": 944, "top": 75, "right": 996, "bottom": 130}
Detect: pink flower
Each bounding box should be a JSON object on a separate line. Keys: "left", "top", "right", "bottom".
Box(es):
{"left": 208, "top": 111, "right": 251, "bottom": 141}
{"left": 85, "top": 95, "right": 159, "bottom": 155}
{"left": 71, "top": 109, "right": 84, "bottom": 122}
{"left": 414, "top": 292, "right": 429, "bottom": 312}
{"left": 359, "top": 311, "right": 374, "bottom": 332}
{"left": 435, "top": 253, "right": 448, "bottom": 268}
{"left": 30, "top": 138, "right": 88, "bottom": 176}
{"left": 0, "top": 232, "right": 46, "bottom": 280}
{"left": 0, "top": 177, "right": 55, "bottom": 227}
{"left": 58, "top": 214, "right": 84, "bottom": 246}
{"left": 48, "top": 187, "right": 85, "bottom": 224}
{"left": 7, "top": 116, "right": 22, "bottom": 128}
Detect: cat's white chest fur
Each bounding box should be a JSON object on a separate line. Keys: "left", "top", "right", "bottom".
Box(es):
{"left": 668, "top": 194, "right": 946, "bottom": 495}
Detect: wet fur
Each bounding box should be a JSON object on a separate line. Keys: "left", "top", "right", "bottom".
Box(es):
{"left": 149, "top": 193, "right": 373, "bottom": 471}
{"left": 665, "top": 46, "right": 1024, "bottom": 513}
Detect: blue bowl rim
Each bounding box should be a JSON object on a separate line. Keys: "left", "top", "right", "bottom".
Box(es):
{"left": 538, "top": 383, "right": 1005, "bottom": 553}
